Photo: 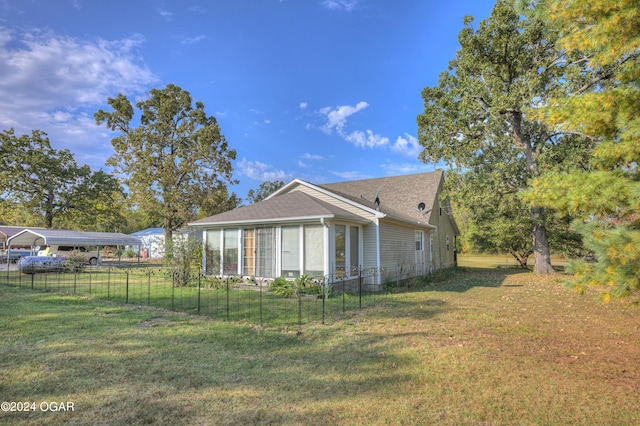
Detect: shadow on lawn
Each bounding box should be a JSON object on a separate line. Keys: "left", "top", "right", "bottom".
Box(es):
{"left": 418, "top": 266, "right": 525, "bottom": 293}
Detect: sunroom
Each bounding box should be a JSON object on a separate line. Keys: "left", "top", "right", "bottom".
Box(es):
{"left": 190, "top": 191, "right": 374, "bottom": 281}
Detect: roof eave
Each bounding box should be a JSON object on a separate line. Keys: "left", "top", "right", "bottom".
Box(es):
{"left": 189, "top": 213, "right": 372, "bottom": 228}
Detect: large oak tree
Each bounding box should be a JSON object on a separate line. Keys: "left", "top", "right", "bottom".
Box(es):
{"left": 0, "top": 128, "right": 124, "bottom": 230}
{"left": 95, "top": 84, "right": 237, "bottom": 250}
{"left": 417, "top": 0, "right": 593, "bottom": 274}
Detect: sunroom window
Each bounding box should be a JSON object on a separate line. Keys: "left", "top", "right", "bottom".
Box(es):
{"left": 281, "top": 225, "right": 300, "bottom": 278}
{"left": 223, "top": 229, "right": 238, "bottom": 275}
{"left": 304, "top": 224, "right": 324, "bottom": 278}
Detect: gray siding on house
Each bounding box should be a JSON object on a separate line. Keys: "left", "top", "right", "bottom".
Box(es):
{"left": 286, "top": 186, "right": 378, "bottom": 222}
{"left": 361, "top": 222, "right": 378, "bottom": 270}
{"left": 378, "top": 221, "right": 418, "bottom": 275}
{"left": 429, "top": 196, "right": 457, "bottom": 269}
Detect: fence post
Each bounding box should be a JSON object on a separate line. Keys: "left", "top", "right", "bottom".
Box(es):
{"left": 260, "top": 279, "right": 263, "bottom": 326}
{"left": 171, "top": 272, "right": 175, "bottom": 310}
{"left": 125, "top": 271, "right": 129, "bottom": 304}
{"left": 322, "top": 277, "right": 326, "bottom": 325}
{"left": 342, "top": 279, "right": 346, "bottom": 315}
{"left": 226, "top": 277, "right": 230, "bottom": 321}
{"left": 147, "top": 270, "right": 151, "bottom": 306}
{"left": 73, "top": 267, "right": 77, "bottom": 295}
{"left": 107, "top": 267, "right": 111, "bottom": 300}
{"left": 359, "top": 268, "right": 362, "bottom": 310}
{"left": 31, "top": 271, "right": 34, "bottom": 289}
{"left": 297, "top": 284, "right": 302, "bottom": 331}
{"left": 197, "top": 274, "right": 201, "bottom": 315}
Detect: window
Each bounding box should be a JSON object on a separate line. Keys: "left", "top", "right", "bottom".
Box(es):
{"left": 256, "top": 228, "right": 275, "bottom": 278}
{"left": 206, "top": 229, "right": 221, "bottom": 275}
{"left": 334, "top": 224, "right": 360, "bottom": 277}
{"left": 349, "top": 226, "right": 359, "bottom": 275}
{"left": 304, "top": 225, "right": 324, "bottom": 277}
{"left": 243, "top": 229, "right": 255, "bottom": 276}
{"left": 281, "top": 226, "right": 300, "bottom": 277}
{"left": 223, "top": 229, "right": 238, "bottom": 274}
{"left": 415, "top": 231, "right": 423, "bottom": 251}
{"left": 446, "top": 235, "right": 450, "bottom": 252}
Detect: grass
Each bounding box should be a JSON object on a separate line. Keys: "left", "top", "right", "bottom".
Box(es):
{"left": 2, "top": 266, "right": 380, "bottom": 327}
{"left": 1, "top": 256, "right": 639, "bottom": 425}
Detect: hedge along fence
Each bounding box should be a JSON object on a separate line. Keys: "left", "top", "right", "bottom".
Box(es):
{"left": 1, "top": 264, "right": 400, "bottom": 329}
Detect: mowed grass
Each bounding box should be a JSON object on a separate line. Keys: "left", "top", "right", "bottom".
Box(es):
{"left": 2, "top": 267, "right": 377, "bottom": 327}
{"left": 1, "top": 257, "right": 639, "bottom": 425}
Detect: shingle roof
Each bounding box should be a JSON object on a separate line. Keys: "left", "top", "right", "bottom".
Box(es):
{"left": 319, "top": 170, "right": 442, "bottom": 224}
{"left": 190, "top": 190, "right": 367, "bottom": 226}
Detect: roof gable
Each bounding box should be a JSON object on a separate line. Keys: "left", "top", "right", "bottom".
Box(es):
{"left": 319, "top": 170, "right": 443, "bottom": 225}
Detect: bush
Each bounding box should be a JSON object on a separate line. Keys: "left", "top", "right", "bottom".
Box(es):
{"left": 270, "top": 276, "right": 296, "bottom": 298}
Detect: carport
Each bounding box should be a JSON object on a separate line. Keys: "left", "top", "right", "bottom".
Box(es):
{"left": 6, "top": 229, "right": 142, "bottom": 264}
{"left": 0, "top": 226, "right": 44, "bottom": 250}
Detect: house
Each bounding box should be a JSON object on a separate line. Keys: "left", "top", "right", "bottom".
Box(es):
{"left": 189, "top": 170, "right": 459, "bottom": 291}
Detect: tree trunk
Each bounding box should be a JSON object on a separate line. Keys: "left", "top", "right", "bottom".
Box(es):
{"left": 531, "top": 207, "right": 555, "bottom": 274}
{"left": 164, "top": 218, "right": 174, "bottom": 260}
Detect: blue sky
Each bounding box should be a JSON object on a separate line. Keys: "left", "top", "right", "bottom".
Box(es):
{"left": 0, "top": 0, "right": 496, "bottom": 200}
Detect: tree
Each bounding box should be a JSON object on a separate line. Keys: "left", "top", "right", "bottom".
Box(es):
{"left": 95, "top": 84, "right": 238, "bottom": 253}
{"left": 417, "top": 0, "right": 593, "bottom": 274}
{"left": 0, "top": 128, "right": 124, "bottom": 229}
{"left": 524, "top": 0, "right": 640, "bottom": 299}
{"left": 245, "top": 180, "right": 285, "bottom": 204}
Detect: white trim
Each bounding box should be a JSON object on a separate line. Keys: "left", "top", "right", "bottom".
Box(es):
{"left": 189, "top": 214, "right": 370, "bottom": 227}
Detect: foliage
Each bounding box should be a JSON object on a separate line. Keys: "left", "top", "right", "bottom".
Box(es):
{"left": 525, "top": 0, "right": 640, "bottom": 299}
{"left": 94, "top": 84, "right": 238, "bottom": 251}
{"left": 417, "top": 0, "right": 594, "bottom": 273}
{"left": 269, "top": 274, "right": 322, "bottom": 298}
{"left": 0, "top": 128, "right": 125, "bottom": 229}
{"left": 245, "top": 180, "right": 285, "bottom": 204}
{"left": 166, "top": 237, "right": 202, "bottom": 287}
{"left": 270, "top": 276, "right": 296, "bottom": 298}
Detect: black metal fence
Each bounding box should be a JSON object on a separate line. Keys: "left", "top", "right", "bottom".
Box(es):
{"left": 1, "top": 262, "right": 411, "bottom": 328}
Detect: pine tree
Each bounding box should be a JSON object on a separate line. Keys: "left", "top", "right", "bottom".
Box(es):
{"left": 525, "top": 0, "right": 640, "bottom": 299}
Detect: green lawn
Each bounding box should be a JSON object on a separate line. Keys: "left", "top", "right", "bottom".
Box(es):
{"left": 1, "top": 263, "right": 638, "bottom": 425}
{"left": 2, "top": 266, "right": 381, "bottom": 327}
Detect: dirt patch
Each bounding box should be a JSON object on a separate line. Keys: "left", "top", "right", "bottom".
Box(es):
{"left": 136, "top": 317, "right": 170, "bottom": 328}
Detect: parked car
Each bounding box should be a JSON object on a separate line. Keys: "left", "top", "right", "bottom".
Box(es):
{"left": 1, "top": 249, "right": 32, "bottom": 263}
{"left": 18, "top": 256, "right": 66, "bottom": 274}
{"left": 37, "top": 245, "right": 100, "bottom": 265}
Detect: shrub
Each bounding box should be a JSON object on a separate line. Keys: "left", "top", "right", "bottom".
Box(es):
{"left": 270, "top": 276, "right": 296, "bottom": 298}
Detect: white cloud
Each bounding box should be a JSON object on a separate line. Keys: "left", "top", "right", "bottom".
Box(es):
{"left": 330, "top": 170, "right": 371, "bottom": 180}
{"left": 302, "top": 153, "right": 324, "bottom": 160}
{"left": 320, "top": 101, "right": 368, "bottom": 133}
{"left": 315, "top": 101, "right": 390, "bottom": 149}
{"left": 179, "top": 34, "right": 206, "bottom": 45}
{"left": 0, "top": 27, "right": 159, "bottom": 170}
{"left": 391, "top": 133, "right": 422, "bottom": 157}
{"left": 321, "top": 0, "right": 360, "bottom": 12}
{"left": 158, "top": 8, "right": 172, "bottom": 21}
{"left": 299, "top": 102, "right": 308, "bottom": 110}
{"left": 343, "top": 129, "right": 389, "bottom": 148}
{"left": 238, "top": 158, "right": 290, "bottom": 182}
{"left": 381, "top": 161, "right": 434, "bottom": 176}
